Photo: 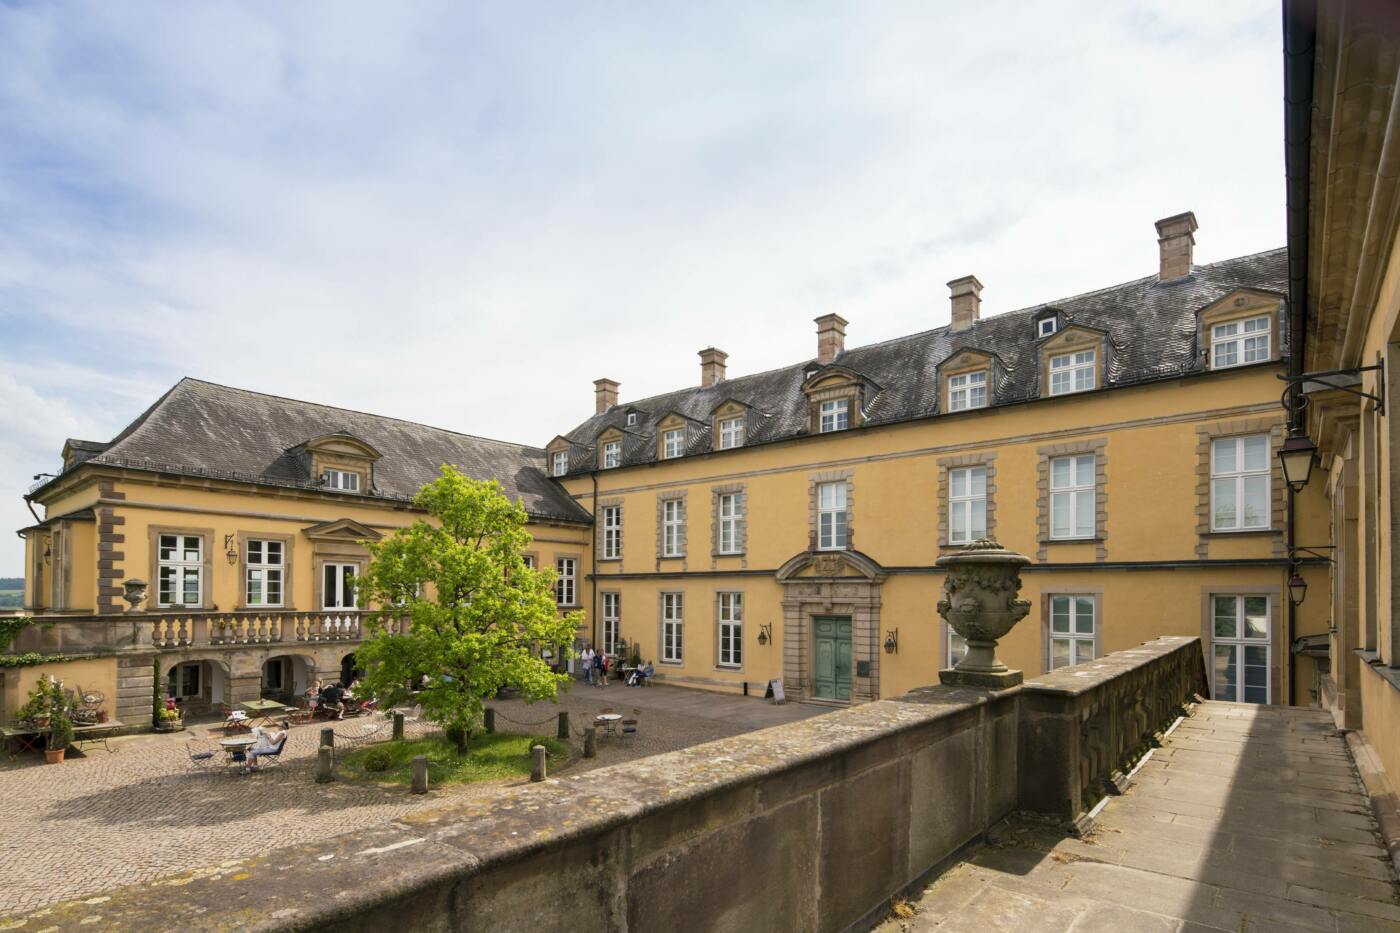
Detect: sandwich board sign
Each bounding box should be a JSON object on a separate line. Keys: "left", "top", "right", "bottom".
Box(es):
{"left": 765, "top": 678, "right": 785, "bottom": 704}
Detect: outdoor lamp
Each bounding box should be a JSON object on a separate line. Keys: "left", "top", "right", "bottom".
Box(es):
{"left": 757, "top": 623, "right": 772, "bottom": 646}
{"left": 1288, "top": 573, "right": 1308, "bottom": 607}
{"left": 1278, "top": 432, "right": 1318, "bottom": 492}
{"left": 883, "top": 628, "right": 899, "bottom": 654}
{"left": 224, "top": 533, "right": 238, "bottom": 565}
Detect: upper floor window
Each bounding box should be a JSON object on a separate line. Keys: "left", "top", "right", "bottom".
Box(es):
{"left": 948, "top": 371, "right": 988, "bottom": 412}
{"left": 157, "top": 534, "right": 203, "bottom": 608}
{"left": 817, "top": 481, "right": 848, "bottom": 550}
{"left": 1038, "top": 317, "right": 1058, "bottom": 338}
{"left": 602, "top": 441, "right": 621, "bottom": 469}
{"left": 1049, "top": 454, "right": 1095, "bottom": 539}
{"left": 245, "top": 539, "right": 284, "bottom": 608}
{"left": 1049, "top": 595, "right": 1096, "bottom": 670}
{"left": 1211, "top": 316, "right": 1270, "bottom": 369}
{"left": 819, "top": 399, "right": 849, "bottom": 433}
{"left": 719, "top": 416, "right": 745, "bottom": 450}
{"left": 555, "top": 557, "right": 577, "bottom": 606}
{"left": 602, "top": 506, "right": 622, "bottom": 560}
{"left": 663, "top": 428, "right": 685, "bottom": 459}
{"left": 551, "top": 451, "right": 568, "bottom": 477}
{"left": 323, "top": 469, "right": 359, "bottom": 491}
{"left": 1049, "top": 350, "right": 1096, "bottom": 395}
{"left": 322, "top": 562, "right": 357, "bottom": 610}
{"left": 948, "top": 466, "right": 987, "bottom": 545}
{"left": 662, "top": 499, "right": 685, "bottom": 557}
{"left": 717, "top": 492, "right": 744, "bottom": 555}
{"left": 1211, "top": 435, "right": 1270, "bottom": 531}
{"left": 717, "top": 592, "right": 743, "bottom": 668}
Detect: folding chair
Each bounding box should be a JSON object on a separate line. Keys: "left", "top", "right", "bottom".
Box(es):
{"left": 186, "top": 740, "right": 217, "bottom": 772}
{"left": 621, "top": 708, "right": 640, "bottom": 737}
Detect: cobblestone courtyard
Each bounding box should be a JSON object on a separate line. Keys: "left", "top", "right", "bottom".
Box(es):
{"left": 0, "top": 683, "right": 819, "bottom": 917}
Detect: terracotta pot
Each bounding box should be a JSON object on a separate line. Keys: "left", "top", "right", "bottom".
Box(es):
{"left": 44, "top": 748, "right": 65, "bottom": 764}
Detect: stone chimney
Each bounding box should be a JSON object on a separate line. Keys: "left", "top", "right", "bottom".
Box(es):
{"left": 815, "top": 314, "right": 848, "bottom": 364}
{"left": 948, "top": 276, "right": 983, "bottom": 333}
{"left": 1155, "top": 211, "right": 1198, "bottom": 281}
{"left": 698, "top": 347, "right": 728, "bottom": 387}
{"left": 593, "top": 378, "right": 619, "bottom": 414}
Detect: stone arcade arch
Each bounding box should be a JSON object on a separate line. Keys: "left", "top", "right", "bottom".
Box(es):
{"left": 774, "top": 550, "right": 886, "bottom": 704}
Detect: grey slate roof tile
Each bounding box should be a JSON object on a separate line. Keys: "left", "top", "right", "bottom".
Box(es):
{"left": 558, "top": 248, "right": 1288, "bottom": 472}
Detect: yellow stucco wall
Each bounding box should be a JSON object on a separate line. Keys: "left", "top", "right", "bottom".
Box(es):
{"left": 1, "top": 657, "right": 119, "bottom": 726}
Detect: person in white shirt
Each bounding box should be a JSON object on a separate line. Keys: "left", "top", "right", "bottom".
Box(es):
{"left": 580, "top": 646, "right": 596, "bottom": 685}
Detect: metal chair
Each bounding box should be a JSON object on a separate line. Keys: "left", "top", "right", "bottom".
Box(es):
{"left": 185, "top": 740, "right": 217, "bottom": 772}
{"left": 621, "top": 708, "right": 640, "bottom": 737}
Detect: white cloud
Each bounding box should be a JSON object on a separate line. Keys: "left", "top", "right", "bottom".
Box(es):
{"left": 0, "top": 0, "right": 1285, "bottom": 572}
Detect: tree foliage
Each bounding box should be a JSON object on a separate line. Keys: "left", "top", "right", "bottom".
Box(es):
{"left": 355, "top": 466, "right": 582, "bottom": 740}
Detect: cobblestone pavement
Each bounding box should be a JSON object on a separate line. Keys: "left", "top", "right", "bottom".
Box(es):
{"left": 0, "top": 683, "right": 819, "bottom": 917}
{"left": 880, "top": 701, "right": 1400, "bottom": 933}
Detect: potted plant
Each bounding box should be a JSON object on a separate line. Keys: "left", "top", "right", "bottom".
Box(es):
{"left": 155, "top": 705, "right": 184, "bottom": 733}
{"left": 46, "top": 712, "right": 73, "bottom": 764}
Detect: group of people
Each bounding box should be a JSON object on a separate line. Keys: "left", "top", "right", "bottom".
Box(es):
{"left": 577, "top": 646, "right": 655, "bottom": 688}
{"left": 304, "top": 679, "right": 358, "bottom": 719}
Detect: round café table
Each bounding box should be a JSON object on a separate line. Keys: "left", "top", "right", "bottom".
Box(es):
{"left": 219, "top": 736, "right": 257, "bottom": 771}
{"left": 594, "top": 713, "right": 623, "bottom": 737}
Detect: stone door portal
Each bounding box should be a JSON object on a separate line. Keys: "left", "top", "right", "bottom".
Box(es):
{"left": 813, "top": 616, "right": 852, "bottom": 700}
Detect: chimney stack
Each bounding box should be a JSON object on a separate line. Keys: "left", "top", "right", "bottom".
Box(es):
{"left": 814, "top": 314, "right": 848, "bottom": 364}
{"left": 593, "top": 378, "right": 619, "bottom": 414}
{"left": 698, "top": 347, "right": 728, "bottom": 387}
{"left": 948, "top": 276, "right": 983, "bottom": 332}
{"left": 1155, "top": 211, "right": 1198, "bottom": 281}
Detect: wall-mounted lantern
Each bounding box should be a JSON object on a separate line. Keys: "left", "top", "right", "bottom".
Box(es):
{"left": 1287, "top": 572, "right": 1308, "bottom": 607}
{"left": 757, "top": 623, "right": 773, "bottom": 646}
{"left": 1278, "top": 432, "right": 1318, "bottom": 492}
{"left": 883, "top": 628, "right": 899, "bottom": 654}
{"left": 224, "top": 533, "right": 238, "bottom": 566}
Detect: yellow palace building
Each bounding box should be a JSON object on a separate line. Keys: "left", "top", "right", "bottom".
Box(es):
{"left": 10, "top": 213, "right": 1331, "bottom": 725}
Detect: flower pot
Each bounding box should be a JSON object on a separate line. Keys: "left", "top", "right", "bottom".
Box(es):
{"left": 33, "top": 717, "right": 50, "bottom": 730}
{"left": 155, "top": 721, "right": 185, "bottom": 733}
{"left": 44, "top": 748, "right": 65, "bottom": 764}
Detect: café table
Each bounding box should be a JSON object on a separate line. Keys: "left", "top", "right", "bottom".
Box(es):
{"left": 239, "top": 699, "right": 292, "bottom": 729}
{"left": 218, "top": 735, "right": 257, "bottom": 771}
{"left": 594, "top": 713, "right": 623, "bottom": 737}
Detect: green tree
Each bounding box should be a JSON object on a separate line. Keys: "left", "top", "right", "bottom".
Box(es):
{"left": 355, "top": 466, "right": 582, "bottom": 748}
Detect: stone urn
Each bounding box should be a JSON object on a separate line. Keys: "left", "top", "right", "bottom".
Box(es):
{"left": 122, "top": 578, "right": 149, "bottom": 613}
{"left": 936, "top": 539, "right": 1032, "bottom": 688}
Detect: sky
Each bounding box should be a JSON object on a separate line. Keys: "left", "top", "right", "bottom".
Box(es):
{"left": 0, "top": 1, "right": 1286, "bottom": 575}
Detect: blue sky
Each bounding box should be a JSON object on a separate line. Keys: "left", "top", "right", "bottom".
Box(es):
{"left": 0, "top": 1, "right": 1284, "bottom": 574}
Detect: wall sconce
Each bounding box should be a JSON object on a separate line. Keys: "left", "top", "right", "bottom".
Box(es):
{"left": 224, "top": 533, "right": 238, "bottom": 565}
{"left": 757, "top": 623, "right": 773, "bottom": 646}
{"left": 1278, "top": 432, "right": 1318, "bottom": 492}
{"left": 1287, "top": 572, "right": 1308, "bottom": 607}
{"left": 884, "top": 628, "right": 899, "bottom": 654}
{"left": 42, "top": 543, "right": 51, "bottom": 566}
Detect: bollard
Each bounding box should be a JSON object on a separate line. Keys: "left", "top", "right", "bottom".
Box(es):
{"left": 315, "top": 744, "right": 335, "bottom": 783}
{"left": 320, "top": 727, "right": 335, "bottom": 751}
{"left": 411, "top": 755, "right": 429, "bottom": 794}
{"left": 392, "top": 712, "right": 404, "bottom": 741}
{"left": 484, "top": 708, "right": 496, "bottom": 733}
{"left": 557, "top": 711, "right": 569, "bottom": 740}
{"left": 584, "top": 727, "right": 597, "bottom": 759}
{"left": 531, "top": 744, "right": 547, "bottom": 782}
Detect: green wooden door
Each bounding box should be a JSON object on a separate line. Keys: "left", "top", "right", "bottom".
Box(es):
{"left": 813, "top": 616, "right": 852, "bottom": 700}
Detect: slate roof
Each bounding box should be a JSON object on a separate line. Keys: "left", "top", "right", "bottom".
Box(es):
{"left": 32, "top": 379, "right": 591, "bottom": 524}
{"left": 557, "top": 248, "right": 1289, "bottom": 472}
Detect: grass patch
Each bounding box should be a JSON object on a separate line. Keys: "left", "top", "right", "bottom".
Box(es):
{"left": 340, "top": 733, "right": 569, "bottom": 786}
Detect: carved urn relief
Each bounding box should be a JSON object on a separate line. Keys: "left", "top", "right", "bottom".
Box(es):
{"left": 936, "top": 538, "right": 1032, "bottom": 688}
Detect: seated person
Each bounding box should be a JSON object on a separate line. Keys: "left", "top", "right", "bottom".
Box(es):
{"left": 319, "top": 682, "right": 346, "bottom": 719}
{"left": 247, "top": 720, "right": 290, "bottom": 770}
{"left": 641, "top": 661, "right": 655, "bottom": 685}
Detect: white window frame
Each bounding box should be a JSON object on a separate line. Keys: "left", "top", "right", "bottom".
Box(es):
{"left": 602, "top": 441, "right": 621, "bottom": 469}
{"left": 817, "top": 481, "right": 849, "bottom": 551}
{"left": 717, "top": 592, "right": 743, "bottom": 668}
{"left": 322, "top": 562, "right": 357, "bottom": 610}
{"left": 1211, "top": 435, "right": 1271, "bottom": 531}
{"left": 602, "top": 506, "right": 622, "bottom": 560}
{"left": 626, "top": 411, "right": 638, "bottom": 427}
{"left": 602, "top": 592, "right": 621, "bottom": 656}
{"left": 157, "top": 533, "right": 203, "bottom": 608}
{"left": 1049, "top": 454, "right": 1095, "bottom": 540}
{"left": 818, "top": 399, "right": 850, "bottom": 433}
{"left": 323, "top": 469, "right": 359, "bottom": 491}
{"left": 719, "top": 416, "right": 745, "bottom": 450}
{"left": 717, "top": 492, "right": 743, "bottom": 555}
{"left": 555, "top": 557, "right": 577, "bottom": 606}
{"left": 948, "top": 371, "right": 988, "bottom": 412}
{"left": 551, "top": 451, "right": 568, "bottom": 477}
{"left": 662, "top": 592, "right": 684, "bottom": 663}
{"left": 1048, "top": 594, "right": 1095, "bottom": 670}
{"left": 1211, "top": 316, "right": 1271, "bottom": 370}
{"left": 1212, "top": 594, "right": 1271, "bottom": 704}
{"left": 948, "top": 466, "right": 987, "bottom": 545}
{"left": 167, "top": 661, "right": 202, "bottom": 699}
{"left": 1049, "top": 349, "right": 1096, "bottom": 395}
{"left": 663, "top": 428, "right": 685, "bottom": 459}
{"left": 662, "top": 499, "right": 685, "bottom": 557}
{"left": 245, "top": 538, "right": 284, "bottom": 608}
{"left": 1038, "top": 317, "right": 1058, "bottom": 338}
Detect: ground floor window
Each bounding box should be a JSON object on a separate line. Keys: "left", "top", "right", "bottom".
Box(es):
{"left": 717, "top": 592, "right": 742, "bottom": 668}
{"left": 662, "top": 592, "right": 684, "bottom": 663}
{"left": 1049, "top": 595, "right": 1095, "bottom": 670}
{"left": 1212, "top": 594, "right": 1270, "bottom": 704}
{"left": 262, "top": 658, "right": 288, "bottom": 693}
{"left": 602, "top": 592, "right": 620, "bottom": 656}
{"left": 167, "top": 662, "right": 202, "bottom": 699}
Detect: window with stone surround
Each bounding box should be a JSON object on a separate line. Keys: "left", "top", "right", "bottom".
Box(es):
{"left": 661, "top": 592, "right": 684, "bottom": 663}
{"left": 158, "top": 533, "right": 204, "bottom": 608}
{"left": 948, "top": 371, "right": 988, "bottom": 411}
{"left": 1049, "top": 455, "right": 1095, "bottom": 539}
{"left": 601, "top": 505, "right": 622, "bottom": 560}
{"left": 819, "top": 399, "right": 849, "bottom": 433}
{"left": 1211, "top": 594, "right": 1270, "bottom": 703}
{"left": 716, "top": 492, "right": 744, "bottom": 555}
{"left": 551, "top": 451, "right": 568, "bottom": 476}
{"left": 1049, "top": 349, "right": 1096, "bottom": 395}
{"left": 662, "top": 499, "right": 685, "bottom": 557}
{"left": 719, "top": 416, "right": 745, "bottom": 450}
{"left": 245, "top": 539, "right": 284, "bottom": 607}
{"left": 602, "top": 441, "right": 621, "bottom": 469}
{"left": 1048, "top": 594, "right": 1096, "bottom": 669}
{"left": 663, "top": 428, "right": 685, "bottom": 459}
{"left": 1211, "top": 316, "right": 1271, "bottom": 369}
{"left": 1211, "top": 435, "right": 1270, "bottom": 531}
{"left": 717, "top": 591, "right": 743, "bottom": 668}
{"left": 817, "top": 481, "right": 848, "bottom": 550}
{"left": 555, "top": 557, "right": 577, "bottom": 606}
{"left": 938, "top": 453, "right": 996, "bottom": 549}
{"left": 602, "top": 592, "right": 621, "bottom": 656}
{"left": 948, "top": 466, "right": 987, "bottom": 544}
{"left": 1035, "top": 439, "right": 1106, "bottom": 561}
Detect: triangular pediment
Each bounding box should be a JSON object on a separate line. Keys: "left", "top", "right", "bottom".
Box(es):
{"left": 302, "top": 518, "right": 382, "bottom": 541}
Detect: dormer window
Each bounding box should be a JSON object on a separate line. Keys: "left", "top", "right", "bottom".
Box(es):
{"left": 1049, "top": 350, "right": 1096, "bottom": 395}
{"left": 323, "top": 469, "right": 359, "bottom": 491}
{"left": 1038, "top": 317, "right": 1058, "bottom": 338}
{"left": 551, "top": 451, "right": 569, "bottom": 476}
{"left": 626, "top": 411, "right": 639, "bottom": 427}
{"left": 719, "top": 416, "right": 745, "bottom": 450}
{"left": 1211, "top": 316, "right": 1270, "bottom": 369}
{"left": 602, "top": 441, "right": 621, "bottom": 469}
{"left": 663, "top": 428, "right": 685, "bottom": 459}
{"left": 948, "top": 371, "right": 988, "bottom": 411}
{"left": 819, "top": 399, "right": 849, "bottom": 433}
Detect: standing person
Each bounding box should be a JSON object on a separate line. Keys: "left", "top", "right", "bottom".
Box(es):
{"left": 580, "top": 645, "right": 595, "bottom": 685}
{"left": 596, "top": 651, "right": 608, "bottom": 689}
